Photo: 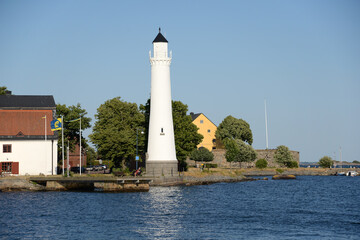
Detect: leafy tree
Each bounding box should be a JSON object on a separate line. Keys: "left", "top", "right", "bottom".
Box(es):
{"left": 274, "top": 145, "right": 293, "bottom": 167}
{"left": 224, "top": 139, "right": 257, "bottom": 168}
{"left": 0, "top": 86, "right": 9, "bottom": 95}
{"left": 85, "top": 146, "right": 97, "bottom": 166}
{"left": 352, "top": 160, "right": 360, "bottom": 164}
{"left": 255, "top": 158, "right": 268, "bottom": 169}
{"left": 215, "top": 115, "right": 253, "bottom": 145}
{"left": 190, "top": 147, "right": 214, "bottom": 163}
{"left": 173, "top": 101, "right": 203, "bottom": 168}
{"left": 56, "top": 103, "right": 92, "bottom": 159}
{"left": 318, "top": 156, "right": 334, "bottom": 168}
{"left": 90, "top": 97, "right": 145, "bottom": 168}
{"left": 140, "top": 99, "right": 203, "bottom": 171}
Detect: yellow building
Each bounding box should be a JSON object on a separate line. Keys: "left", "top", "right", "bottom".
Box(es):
{"left": 190, "top": 112, "right": 217, "bottom": 151}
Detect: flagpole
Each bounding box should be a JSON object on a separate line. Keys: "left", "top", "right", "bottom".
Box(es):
{"left": 80, "top": 116, "right": 82, "bottom": 175}
{"left": 62, "top": 115, "right": 64, "bottom": 176}
{"left": 264, "top": 100, "right": 269, "bottom": 149}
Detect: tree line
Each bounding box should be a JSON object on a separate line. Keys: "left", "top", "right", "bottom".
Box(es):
{"left": 2, "top": 85, "right": 322, "bottom": 170}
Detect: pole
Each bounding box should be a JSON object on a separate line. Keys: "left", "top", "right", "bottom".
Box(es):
{"left": 340, "top": 146, "right": 342, "bottom": 169}
{"left": 44, "top": 115, "right": 47, "bottom": 142}
{"left": 79, "top": 117, "right": 82, "bottom": 175}
{"left": 136, "top": 128, "right": 139, "bottom": 170}
{"left": 62, "top": 115, "right": 64, "bottom": 176}
{"left": 264, "top": 100, "right": 269, "bottom": 149}
{"left": 67, "top": 141, "right": 69, "bottom": 177}
{"left": 44, "top": 115, "right": 47, "bottom": 175}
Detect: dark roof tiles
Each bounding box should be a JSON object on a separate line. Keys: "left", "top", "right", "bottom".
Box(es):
{"left": 0, "top": 95, "right": 56, "bottom": 109}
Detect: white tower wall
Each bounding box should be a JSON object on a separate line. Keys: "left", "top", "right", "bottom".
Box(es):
{"left": 146, "top": 31, "right": 178, "bottom": 176}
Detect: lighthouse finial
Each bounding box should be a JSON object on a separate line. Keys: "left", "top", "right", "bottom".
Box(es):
{"left": 159, "top": 27, "right": 161, "bottom": 33}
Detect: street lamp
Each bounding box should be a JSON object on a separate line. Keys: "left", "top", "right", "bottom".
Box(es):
{"left": 136, "top": 128, "right": 144, "bottom": 170}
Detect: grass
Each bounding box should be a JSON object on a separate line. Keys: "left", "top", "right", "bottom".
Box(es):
{"left": 184, "top": 167, "right": 245, "bottom": 178}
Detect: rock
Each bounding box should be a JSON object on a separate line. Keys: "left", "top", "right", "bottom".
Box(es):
{"left": 272, "top": 174, "right": 296, "bottom": 180}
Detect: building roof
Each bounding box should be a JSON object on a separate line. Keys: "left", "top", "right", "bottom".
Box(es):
{"left": 153, "top": 28, "right": 168, "bottom": 43}
{"left": 0, "top": 110, "right": 56, "bottom": 138}
{"left": 0, "top": 95, "right": 56, "bottom": 109}
{"left": 190, "top": 112, "right": 217, "bottom": 127}
{"left": 190, "top": 112, "right": 201, "bottom": 121}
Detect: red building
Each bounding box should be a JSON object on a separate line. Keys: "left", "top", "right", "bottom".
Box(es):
{"left": 0, "top": 95, "right": 58, "bottom": 175}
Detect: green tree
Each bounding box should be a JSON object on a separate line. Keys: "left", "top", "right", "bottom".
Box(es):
{"left": 56, "top": 103, "right": 92, "bottom": 159}
{"left": 0, "top": 86, "right": 9, "bottom": 95}
{"left": 352, "top": 160, "right": 360, "bottom": 164}
{"left": 90, "top": 97, "right": 145, "bottom": 168}
{"left": 255, "top": 158, "right": 268, "bottom": 169}
{"left": 173, "top": 101, "right": 203, "bottom": 169}
{"left": 215, "top": 115, "right": 253, "bottom": 145}
{"left": 224, "top": 139, "right": 257, "bottom": 168}
{"left": 274, "top": 145, "right": 293, "bottom": 167}
{"left": 85, "top": 146, "right": 97, "bottom": 166}
{"left": 190, "top": 147, "right": 214, "bottom": 163}
{"left": 140, "top": 99, "right": 203, "bottom": 171}
{"left": 318, "top": 156, "right": 334, "bottom": 168}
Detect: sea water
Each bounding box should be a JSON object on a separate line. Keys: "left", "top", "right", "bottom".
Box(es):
{"left": 0, "top": 176, "right": 359, "bottom": 239}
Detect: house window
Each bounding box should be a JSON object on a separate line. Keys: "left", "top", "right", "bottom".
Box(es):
{"left": 3, "top": 144, "right": 11, "bottom": 153}
{"left": 1, "top": 162, "right": 12, "bottom": 173}
{"left": 200, "top": 120, "right": 204, "bottom": 124}
{"left": 207, "top": 129, "right": 211, "bottom": 133}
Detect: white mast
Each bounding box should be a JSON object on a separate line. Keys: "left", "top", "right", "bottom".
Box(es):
{"left": 264, "top": 100, "right": 269, "bottom": 149}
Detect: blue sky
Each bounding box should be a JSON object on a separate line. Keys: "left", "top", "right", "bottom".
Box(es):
{"left": 1, "top": 0, "right": 359, "bottom": 162}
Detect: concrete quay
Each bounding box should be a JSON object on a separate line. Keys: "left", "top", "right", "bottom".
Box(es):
{"left": 0, "top": 176, "right": 152, "bottom": 192}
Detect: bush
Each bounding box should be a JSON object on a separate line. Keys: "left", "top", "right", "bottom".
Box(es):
{"left": 318, "top": 156, "right": 334, "bottom": 168}
{"left": 190, "top": 148, "right": 214, "bottom": 162}
{"left": 255, "top": 158, "right": 268, "bottom": 169}
{"left": 274, "top": 145, "right": 293, "bottom": 167}
{"left": 204, "top": 163, "right": 218, "bottom": 168}
{"left": 287, "top": 160, "right": 299, "bottom": 168}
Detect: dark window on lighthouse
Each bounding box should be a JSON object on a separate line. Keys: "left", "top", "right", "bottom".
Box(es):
{"left": 160, "top": 128, "right": 165, "bottom": 135}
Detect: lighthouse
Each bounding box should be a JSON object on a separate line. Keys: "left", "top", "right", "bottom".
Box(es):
{"left": 146, "top": 28, "right": 178, "bottom": 176}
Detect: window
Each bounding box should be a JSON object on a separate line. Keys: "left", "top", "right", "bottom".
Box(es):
{"left": 207, "top": 129, "right": 211, "bottom": 133}
{"left": 3, "top": 144, "right": 11, "bottom": 153}
{"left": 200, "top": 120, "right": 204, "bottom": 124}
{"left": 1, "top": 162, "right": 12, "bottom": 173}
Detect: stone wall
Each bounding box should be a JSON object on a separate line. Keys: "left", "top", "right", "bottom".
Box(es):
{"left": 187, "top": 149, "right": 300, "bottom": 168}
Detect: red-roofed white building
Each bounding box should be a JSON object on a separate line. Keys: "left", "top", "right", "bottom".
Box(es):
{"left": 0, "top": 94, "right": 58, "bottom": 175}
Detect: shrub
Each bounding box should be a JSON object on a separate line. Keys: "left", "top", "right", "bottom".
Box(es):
{"left": 318, "top": 156, "right": 334, "bottom": 168}
{"left": 204, "top": 163, "right": 218, "bottom": 168}
{"left": 255, "top": 158, "right": 268, "bottom": 169}
{"left": 190, "top": 148, "right": 214, "bottom": 162}
{"left": 287, "top": 160, "right": 299, "bottom": 168}
{"left": 274, "top": 145, "right": 293, "bottom": 167}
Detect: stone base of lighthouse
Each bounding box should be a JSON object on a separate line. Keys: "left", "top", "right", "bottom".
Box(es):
{"left": 146, "top": 161, "right": 178, "bottom": 177}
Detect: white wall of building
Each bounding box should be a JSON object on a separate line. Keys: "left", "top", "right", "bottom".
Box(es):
{"left": 0, "top": 139, "right": 58, "bottom": 175}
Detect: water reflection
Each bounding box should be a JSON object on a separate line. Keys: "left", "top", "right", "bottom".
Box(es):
{"left": 136, "top": 186, "right": 186, "bottom": 239}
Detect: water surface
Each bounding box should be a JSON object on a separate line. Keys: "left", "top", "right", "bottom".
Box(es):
{"left": 1, "top": 176, "right": 359, "bottom": 239}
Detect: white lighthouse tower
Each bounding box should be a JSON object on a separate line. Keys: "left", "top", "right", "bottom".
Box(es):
{"left": 146, "top": 28, "right": 178, "bottom": 176}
